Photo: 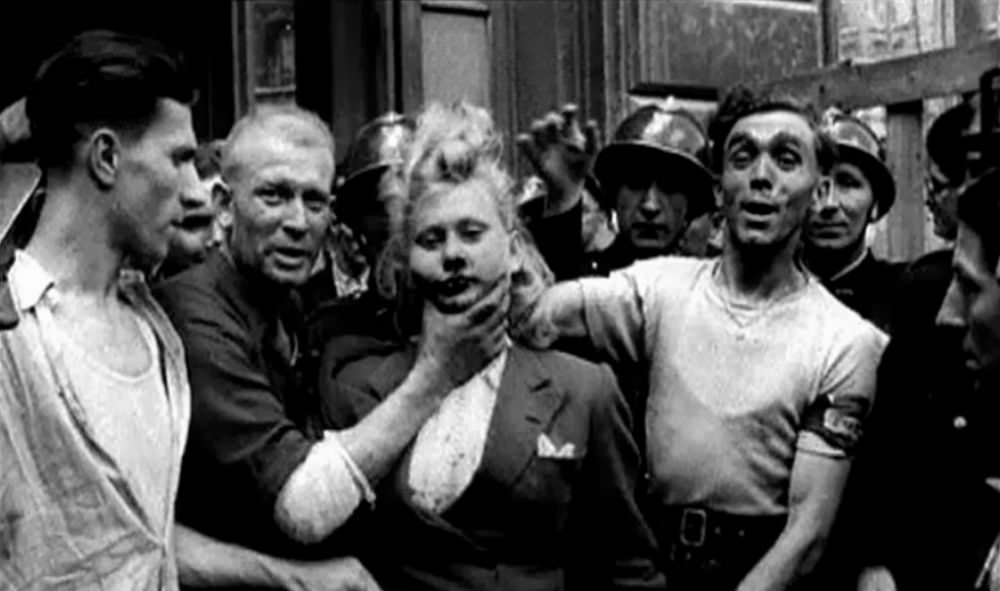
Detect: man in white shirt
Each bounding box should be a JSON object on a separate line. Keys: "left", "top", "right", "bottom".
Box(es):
{"left": 519, "top": 86, "right": 888, "bottom": 590}
{"left": 0, "top": 30, "right": 377, "bottom": 590}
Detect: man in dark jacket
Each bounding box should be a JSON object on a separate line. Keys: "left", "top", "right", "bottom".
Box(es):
{"left": 858, "top": 166, "right": 1000, "bottom": 591}
{"left": 802, "top": 109, "right": 906, "bottom": 332}
{"left": 156, "top": 103, "right": 509, "bottom": 567}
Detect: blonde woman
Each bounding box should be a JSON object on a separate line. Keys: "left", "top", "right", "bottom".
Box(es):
{"left": 322, "top": 102, "right": 664, "bottom": 591}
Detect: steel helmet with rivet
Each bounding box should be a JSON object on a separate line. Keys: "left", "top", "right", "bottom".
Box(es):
{"left": 821, "top": 109, "right": 896, "bottom": 220}
{"left": 593, "top": 105, "right": 714, "bottom": 218}
{"left": 337, "top": 112, "right": 415, "bottom": 199}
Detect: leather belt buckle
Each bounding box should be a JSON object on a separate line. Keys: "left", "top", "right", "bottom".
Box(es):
{"left": 679, "top": 507, "right": 708, "bottom": 548}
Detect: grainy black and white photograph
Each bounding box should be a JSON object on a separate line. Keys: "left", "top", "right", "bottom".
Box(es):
{"left": 0, "top": 1, "right": 998, "bottom": 590}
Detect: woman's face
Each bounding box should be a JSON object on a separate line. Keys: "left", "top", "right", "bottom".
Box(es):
{"left": 408, "top": 179, "right": 512, "bottom": 313}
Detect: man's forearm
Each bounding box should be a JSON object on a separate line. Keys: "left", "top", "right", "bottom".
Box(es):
{"left": 176, "top": 523, "right": 378, "bottom": 590}
{"left": 337, "top": 364, "right": 445, "bottom": 482}
{"left": 175, "top": 523, "right": 287, "bottom": 587}
{"left": 735, "top": 514, "right": 827, "bottom": 591}
{"left": 274, "top": 365, "right": 446, "bottom": 543}
{"left": 514, "top": 281, "right": 588, "bottom": 348}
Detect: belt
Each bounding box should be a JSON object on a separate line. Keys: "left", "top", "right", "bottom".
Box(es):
{"left": 650, "top": 506, "right": 787, "bottom": 588}
{"left": 658, "top": 506, "right": 786, "bottom": 549}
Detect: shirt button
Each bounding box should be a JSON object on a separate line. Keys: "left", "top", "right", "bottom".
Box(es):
{"left": 953, "top": 416, "right": 968, "bottom": 430}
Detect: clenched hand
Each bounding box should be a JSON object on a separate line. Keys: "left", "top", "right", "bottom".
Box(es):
{"left": 516, "top": 104, "right": 599, "bottom": 212}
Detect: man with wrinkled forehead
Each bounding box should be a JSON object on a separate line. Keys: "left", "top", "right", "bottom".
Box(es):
{"left": 518, "top": 86, "right": 887, "bottom": 590}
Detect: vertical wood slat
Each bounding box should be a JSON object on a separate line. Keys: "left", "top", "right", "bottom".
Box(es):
{"left": 491, "top": 0, "right": 518, "bottom": 173}
{"left": 637, "top": 0, "right": 671, "bottom": 86}
{"left": 881, "top": 101, "right": 927, "bottom": 261}
{"left": 398, "top": 0, "right": 424, "bottom": 114}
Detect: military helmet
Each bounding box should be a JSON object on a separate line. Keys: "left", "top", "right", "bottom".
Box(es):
{"left": 821, "top": 109, "right": 896, "bottom": 220}
{"left": 338, "top": 112, "right": 415, "bottom": 192}
{"left": 593, "top": 105, "right": 714, "bottom": 217}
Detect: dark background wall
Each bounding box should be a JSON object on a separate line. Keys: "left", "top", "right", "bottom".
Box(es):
{"left": 0, "top": 1, "right": 235, "bottom": 140}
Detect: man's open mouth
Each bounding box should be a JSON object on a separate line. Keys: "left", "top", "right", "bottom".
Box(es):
{"left": 740, "top": 201, "right": 779, "bottom": 217}
{"left": 174, "top": 212, "right": 215, "bottom": 231}
{"left": 272, "top": 247, "right": 311, "bottom": 266}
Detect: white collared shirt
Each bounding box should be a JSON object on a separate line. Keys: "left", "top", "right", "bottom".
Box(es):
{"left": 407, "top": 348, "right": 509, "bottom": 514}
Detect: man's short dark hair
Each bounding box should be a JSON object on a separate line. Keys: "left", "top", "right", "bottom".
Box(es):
{"left": 926, "top": 95, "right": 977, "bottom": 183}
{"left": 26, "top": 29, "right": 196, "bottom": 167}
{"left": 956, "top": 167, "right": 1000, "bottom": 270}
{"left": 708, "top": 84, "right": 835, "bottom": 175}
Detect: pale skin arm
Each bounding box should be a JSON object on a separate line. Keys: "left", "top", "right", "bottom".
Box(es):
{"left": 512, "top": 280, "right": 588, "bottom": 348}
{"left": 736, "top": 453, "right": 852, "bottom": 591}
{"left": 174, "top": 523, "right": 380, "bottom": 590}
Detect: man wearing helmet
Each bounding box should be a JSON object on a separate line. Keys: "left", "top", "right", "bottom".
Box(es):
{"left": 518, "top": 103, "right": 716, "bottom": 280}
{"left": 802, "top": 109, "right": 905, "bottom": 332}
{"left": 304, "top": 113, "right": 417, "bottom": 379}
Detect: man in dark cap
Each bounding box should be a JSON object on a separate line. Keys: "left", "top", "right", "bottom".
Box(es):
{"left": 336, "top": 112, "right": 414, "bottom": 272}
{"left": 303, "top": 113, "right": 417, "bottom": 388}
{"left": 802, "top": 109, "right": 905, "bottom": 332}
{"left": 517, "top": 103, "right": 716, "bottom": 280}
{"left": 301, "top": 112, "right": 414, "bottom": 313}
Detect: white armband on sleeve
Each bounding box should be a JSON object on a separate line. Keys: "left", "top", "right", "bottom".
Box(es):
{"left": 273, "top": 431, "right": 376, "bottom": 544}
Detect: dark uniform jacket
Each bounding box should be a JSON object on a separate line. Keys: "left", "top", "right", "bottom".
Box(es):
{"left": 831, "top": 249, "right": 1000, "bottom": 589}
{"left": 521, "top": 198, "right": 636, "bottom": 281}
{"left": 155, "top": 249, "right": 364, "bottom": 563}
{"left": 322, "top": 345, "right": 666, "bottom": 591}
{"left": 818, "top": 249, "right": 907, "bottom": 333}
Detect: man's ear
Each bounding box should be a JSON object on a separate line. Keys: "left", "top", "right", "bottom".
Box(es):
{"left": 508, "top": 227, "right": 523, "bottom": 272}
{"left": 87, "top": 128, "right": 120, "bottom": 189}
{"left": 712, "top": 180, "right": 724, "bottom": 208}
{"left": 215, "top": 181, "right": 234, "bottom": 230}
{"left": 868, "top": 202, "right": 881, "bottom": 223}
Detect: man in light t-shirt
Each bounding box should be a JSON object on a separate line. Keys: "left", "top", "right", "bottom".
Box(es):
{"left": 519, "top": 86, "right": 888, "bottom": 590}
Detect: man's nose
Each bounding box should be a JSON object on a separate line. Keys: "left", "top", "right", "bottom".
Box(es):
{"left": 178, "top": 166, "right": 205, "bottom": 206}
{"left": 749, "top": 156, "right": 775, "bottom": 192}
{"left": 281, "top": 196, "right": 309, "bottom": 235}
{"left": 936, "top": 279, "right": 967, "bottom": 329}
{"left": 639, "top": 187, "right": 662, "bottom": 215}
{"left": 811, "top": 180, "right": 839, "bottom": 213}
{"left": 179, "top": 186, "right": 210, "bottom": 209}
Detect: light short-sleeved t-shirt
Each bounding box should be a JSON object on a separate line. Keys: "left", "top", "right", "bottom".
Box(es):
{"left": 577, "top": 256, "right": 888, "bottom": 515}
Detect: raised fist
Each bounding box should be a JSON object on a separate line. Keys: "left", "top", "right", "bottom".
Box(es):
{"left": 516, "top": 104, "right": 599, "bottom": 206}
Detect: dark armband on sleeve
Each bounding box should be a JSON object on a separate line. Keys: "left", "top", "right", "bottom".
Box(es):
{"left": 801, "top": 394, "right": 872, "bottom": 455}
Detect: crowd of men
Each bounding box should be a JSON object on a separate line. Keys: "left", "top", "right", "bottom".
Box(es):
{"left": 1, "top": 28, "right": 999, "bottom": 591}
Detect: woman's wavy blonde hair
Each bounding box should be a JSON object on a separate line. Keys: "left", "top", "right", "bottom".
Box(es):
{"left": 376, "top": 101, "right": 552, "bottom": 337}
